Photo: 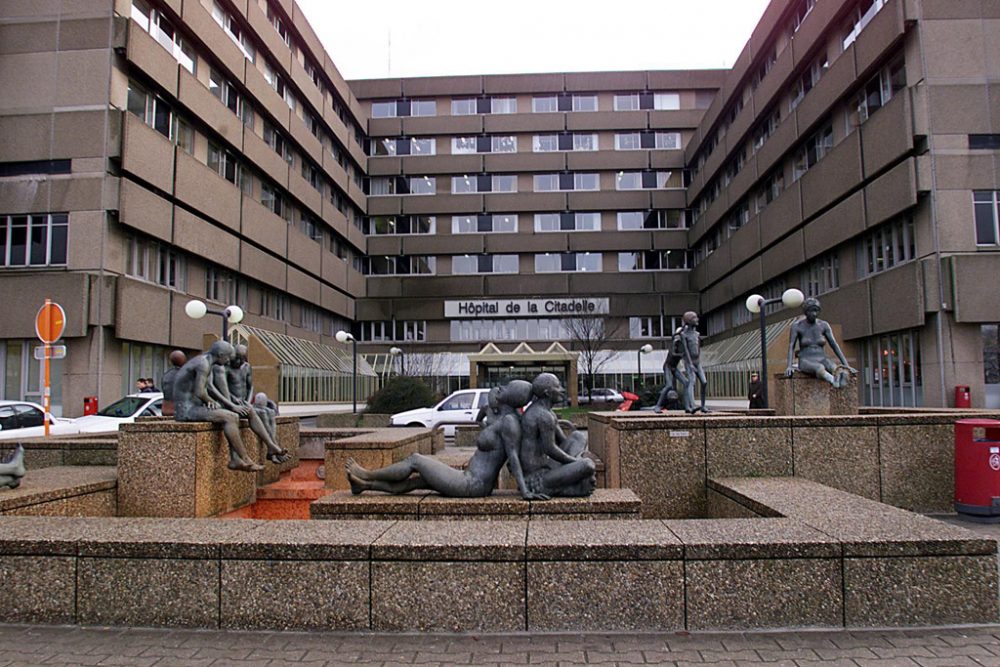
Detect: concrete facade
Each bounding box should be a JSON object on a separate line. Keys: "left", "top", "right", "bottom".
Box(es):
{"left": 0, "top": 0, "right": 997, "bottom": 413}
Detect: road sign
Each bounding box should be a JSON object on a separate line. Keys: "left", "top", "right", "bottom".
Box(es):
{"left": 34, "top": 345, "right": 67, "bottom": 360}
{"left": 35, "top": 301, "right": 66, "bottom": 344}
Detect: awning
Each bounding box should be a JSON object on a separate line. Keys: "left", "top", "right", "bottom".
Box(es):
{"left": 230, "top": 324, "right": 376, "bottom": 376}
{"left": 701, "top": 317, "right": 796, "bottom": 373}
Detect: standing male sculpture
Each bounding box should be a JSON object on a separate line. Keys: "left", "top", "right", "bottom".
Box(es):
{"left": 172, "top": 340, "right": 262, "bottom": 472}
{"left": 654, "top": 327, "right": 688, "bottom": 412}
{"left": 214, "top": 344, "right": 288, "bottom": 463}
{"left": 679, "top": 311, "right": 710, "bottom": 413}
{"left": 786, "top": 297, "right": 856, "bottom": 387}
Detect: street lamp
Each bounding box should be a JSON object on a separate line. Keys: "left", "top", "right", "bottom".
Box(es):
{"left": 745, "top": 288, "right": 805, "bottom": 408}
{"left": 335, "top": 330, "right": 357, "bottom": 413}
{"left": 636, "top": 343, "right": 653, "bottom": 392}
{"left": 184, "top": 299, "right": 244, "bottom": 342}
{"left": 389, "top": 346, "right": 405, "bottom": 376}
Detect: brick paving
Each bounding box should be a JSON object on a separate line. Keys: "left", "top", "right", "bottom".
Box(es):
{"left": 2, "top": 624, "right": 1000, "bottom": 666}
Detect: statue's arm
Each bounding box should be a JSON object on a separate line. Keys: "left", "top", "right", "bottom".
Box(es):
{"left": 243, "top": 366, "right": 254, "bottom": 403}
{"left": 540, "top": 414, "right": 579, "bottom": 464}
{"left": 192, "top": 361, "right": 215, "bottom": 406}
{"left": 207, "top": 366, "right": 246, "bottom": 413}
{"left": 824, "top": 323, "right": 856, "bottom": 372}
{"left": 503, "top": 422, "right": 545, "bottom": 500}
{"left": 786, "top": 327, "right": 798, "bottom": 375}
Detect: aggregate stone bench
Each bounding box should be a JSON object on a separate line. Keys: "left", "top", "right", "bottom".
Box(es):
{"left": 309, "top": 488, "right": 642, "bottom": 521}
{"left": 0, "top": 466, "right": 116, "bottom": 516}
{"left": 117, "top": 416, "right": 299, "bottom": 518}
{"left": 323, "top": 428, "right": 434, "bottom": 491}
{"left": 708, "top": 476, "right": 1000, "bottom": 627}
{"left": 3, "top": 436, "right": 118, "bottom": 469}
{"left": 298, "top": 427, "right": 376, "bottom": 459}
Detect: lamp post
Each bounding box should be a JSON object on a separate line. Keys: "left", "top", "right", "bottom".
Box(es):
{"left": 184, "top": 299, "right": 244, "bottom": 342}
{"left": 335, "top": 330, "right": 357, "bottom": 413}
{"left": 745, "top": 288, "right": 805, "bottom": 408}
{"left": 389, "top": 346, "right": 405, "bottom": 376}
{"left": 636, "top": 343, "right": 653, "bottom": 392}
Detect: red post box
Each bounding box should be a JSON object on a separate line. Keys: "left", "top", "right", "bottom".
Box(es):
{"left": 954, "top": 385, "right": 971, "bottom": 408}
{"left": 954, "top": 418, "right": 1000, "bottom": 518}
{"left": 83, "top": 396, "right": 98, "bottom": 415}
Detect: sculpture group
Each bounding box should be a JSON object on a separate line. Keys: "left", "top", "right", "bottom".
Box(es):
{"left": 172, "top": 340, "right": 288, "bottom": 473}
{"left": 656, "top": 311, "right": 709, "bottom": 413}
{"left": 346, "top": 372, "right": 596, "bottom": 500}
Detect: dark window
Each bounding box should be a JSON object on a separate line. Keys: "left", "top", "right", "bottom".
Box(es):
{"left": 0, "top": 160, "right": 72, "bottom": 177}
{"left": 970, "top": 135, "right": 1000, "bottom": 150}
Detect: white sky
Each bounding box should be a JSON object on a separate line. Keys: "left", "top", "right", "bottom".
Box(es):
{"left": 297, "top": 1, "right": 773, "bottom": 81}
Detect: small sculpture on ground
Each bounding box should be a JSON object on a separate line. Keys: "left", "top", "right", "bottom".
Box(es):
{"left": 679, "top": 311, "right": 710, "bottom": 413}
{"left": 172, "top": 340, "right": 262, "bottom": 472}
{"left": 214, "top": 344, "right": 289, "bottom": 464}
{"left": 345, "top": 380, "right": 536, "bottom": 497}
{"left": 160, "top": 350, "right": 187, "bottom": 417}
{"left": 519, "top": 373, "right": 596, "bottom": 498}
{"left": 0, "top": 445, "right": 26, "bottom": 490}
{"left": 785, "top": 297, "right": 857, "bottom": 388}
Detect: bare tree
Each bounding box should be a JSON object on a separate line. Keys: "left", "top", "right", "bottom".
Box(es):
{"left": 564, "top": 316, "right": 623, "bottom": 397}
{"left": 399, "top": 352, "right": 455, "bottom": 395}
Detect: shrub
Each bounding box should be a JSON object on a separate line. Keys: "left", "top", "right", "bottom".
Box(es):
{"left": 365, "top": 376, "right": 436, "bottom": 415}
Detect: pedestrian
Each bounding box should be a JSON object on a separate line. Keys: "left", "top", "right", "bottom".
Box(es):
{"left": 135, "top": 378, "right": 147, "bottom": 393}
{"left": 748, "top": 372, "right": 765, "bottom": 409}
{"left": 143, "top": 377, "right": 159, "bottom": 393}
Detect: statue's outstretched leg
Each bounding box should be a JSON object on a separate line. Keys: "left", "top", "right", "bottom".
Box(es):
{"left": 346, "top": 455, "right": 474, "bottom": 497}
{"left": 346, "top": 469, "right": 428, "bottom": 495}
{"left": 247, "top": 409, "right": 288, "bottom": 463}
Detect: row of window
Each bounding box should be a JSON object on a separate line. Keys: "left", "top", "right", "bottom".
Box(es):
{"left": 372, "top": 92, "right": 686, "bottom": 118}
{"left": 0, "top": 214, "right": 68, "bottom": 268}
{"left": 357, "top": 320, "right": 426, "bottom": 343}
{"left": 689, "top": 0, "right": 895, "bottom": 222}
{"left": 369, "top": 132, "right": 683, "bottom": 157}
{"left": 690, "top": 50, "right": 906, "bottom": 266}
{"left": 366, "top": 171, "right": 679, "bottom": 196}
{"left": 365, "top": 210, "right": 686, "bottom": 236}
{"left": 132, "top": 0, "right": 366, "bottom": 185}
{"left": 361, "top": 251, "right": 691, "bottom": 276}
{"left": 449, "top": 314, "right": 681, "bottom": 344}
{"left": 124, "top": 233, "right": 350, "bottom": 332}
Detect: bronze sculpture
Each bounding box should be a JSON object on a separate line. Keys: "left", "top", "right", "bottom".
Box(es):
{"left": 172, "top": 340, "right": 262, "bottom": 472}
{"left": 214, "top": 344, "right": 289, "bottom": 464}
{"left": 679, "top": 311, "right": 709, "bottom": 413}
{"left": 346, "top": 373, "right": 596, "bottom": 499}
{"left": 346, "top": 380, "right": 536, "bottom": 497}
{"left": 786, "top": 297, "right": 856, "bottom": 388}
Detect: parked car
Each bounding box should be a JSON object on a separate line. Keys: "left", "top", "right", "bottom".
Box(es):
{"left": 390, "top": 388, "right": 491, "bottom": 436}
{"left": 578, "top": 388, "right": 626, "bottom": 405}
{"left": 0, "top": 400, "right": 78, "bottom": 440}
{"left": 73, "top": 393, "right": 164, "bottom": 434}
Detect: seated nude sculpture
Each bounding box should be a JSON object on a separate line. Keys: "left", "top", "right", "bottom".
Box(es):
{"left": 0, "top": 445, "right": 26, "bottom": 490}
{"left": 786, "top": 297, "right": 857, "bottom": 388}
{"left": 519, "top": 373, "right": 596, "bottom": 498}
{"left": 213, "top": 344, "right": 289, "bottom": 464}
{"left": 346, "top": 379, "right": 546, "bottom": 498}
{"left": 173, "top": 340, "right": 262, "bottom": 472}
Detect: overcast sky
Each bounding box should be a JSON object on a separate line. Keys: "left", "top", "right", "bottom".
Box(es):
{"left": 296, "top": 1, "right": 772, "bottom": 81}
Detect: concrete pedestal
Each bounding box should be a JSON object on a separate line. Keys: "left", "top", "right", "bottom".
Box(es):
{"left": 771, "top": 373, "right": 859, "bottom": 415}
{"left": 118, "top": 420, "right": 266, "bottom": 517}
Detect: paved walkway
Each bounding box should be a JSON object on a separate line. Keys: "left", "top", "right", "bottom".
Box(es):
{"left": 2, "top": 623, "right": 1000, "bottom": 666}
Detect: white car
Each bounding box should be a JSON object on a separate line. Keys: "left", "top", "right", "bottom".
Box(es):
{"left": 0, "top": 400, "right": 78, "bottom": 440}
{"left": 73, "top": 392, "right": 164, "bottom": 434}
{"left": 390, "top": 389, "right": 491, "bottom": 436}
{"left": 578, "top": 388, "right": 626, "bottom": 405}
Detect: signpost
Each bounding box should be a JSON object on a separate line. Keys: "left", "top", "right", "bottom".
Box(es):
{"left": 34, "top": 299, "right": 66, "bottom": 437}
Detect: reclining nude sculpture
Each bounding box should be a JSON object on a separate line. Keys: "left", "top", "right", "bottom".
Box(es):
{"left": 786, "top": 297, "right": 857, "bottom": 388}
{"left": 173, "top": 340, "right": 263, "bottom": 472}
{"left": 345, "top": 373, "right": 596, "bottom": 499}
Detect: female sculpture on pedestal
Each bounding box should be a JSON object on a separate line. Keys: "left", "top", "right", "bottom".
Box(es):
{"left": 785, "top": 297, "right": 857, "bottom": 388}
